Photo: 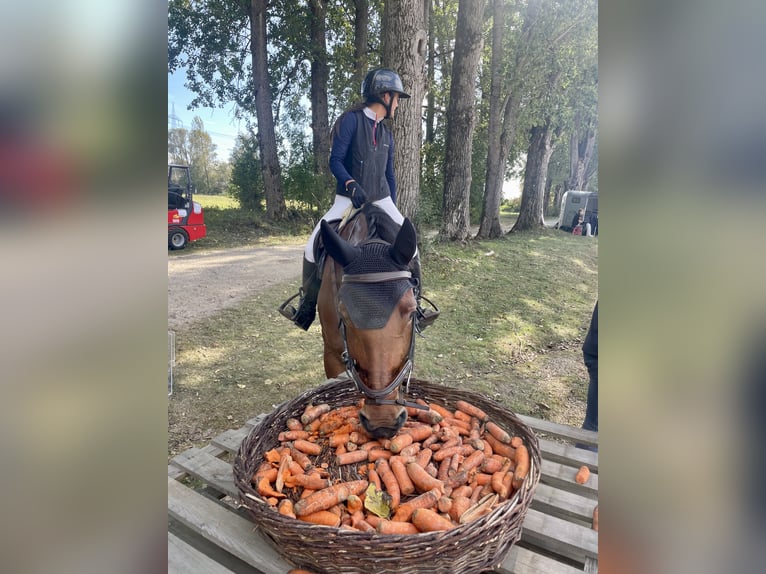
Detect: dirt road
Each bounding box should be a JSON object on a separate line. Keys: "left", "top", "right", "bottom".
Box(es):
{"left": 168, "top": 242, "right": 304, "bottom": 330}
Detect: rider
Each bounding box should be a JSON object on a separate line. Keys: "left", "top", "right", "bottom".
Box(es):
{"left": 280, "top": 67, "right": 438, "bottom": 332}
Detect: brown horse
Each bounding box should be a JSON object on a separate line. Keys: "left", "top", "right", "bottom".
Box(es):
{"left": 317, "top": 208, "right": 425, "bottom": 438}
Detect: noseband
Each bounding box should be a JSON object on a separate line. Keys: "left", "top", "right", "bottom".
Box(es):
{"left": 339, "top": 270, "right": 428, "bottom": 411}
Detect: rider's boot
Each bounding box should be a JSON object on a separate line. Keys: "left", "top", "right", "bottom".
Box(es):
{"left": 410, "top": 255, "right": 439, "bottom": 331}
{"left": 279, "top": 258, "right": 321, "bottom": 331}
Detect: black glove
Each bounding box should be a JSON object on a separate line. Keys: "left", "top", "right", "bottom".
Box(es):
{"left": 347, "top": 181, "right": 367, "bottom": 209}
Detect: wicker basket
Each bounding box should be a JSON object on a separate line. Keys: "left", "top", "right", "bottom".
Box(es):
{"left": 233, "top": 377, "right": 540, "bottom": 574}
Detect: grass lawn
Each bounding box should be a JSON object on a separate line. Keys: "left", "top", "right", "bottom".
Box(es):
{"left": 168, "top": 215, "right": 598, "bottom": 456}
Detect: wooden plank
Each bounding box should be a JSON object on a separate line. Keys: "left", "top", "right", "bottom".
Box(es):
{"left": 168, "top": 531, "right": 235, "bottom": 574}
{"left": 211, "top": 427, "right": 251, "bottom": 454}
{"left": 169, "top": 447, "right": 238, "bottom": 498}
{"left": 521, "top": 508, "right": 598, "bottom": 563}
{"left": 517, "top": 414, "right": 598, "bottom": 446}
{"left": 168, "top": 476, "right": 292, "bottom": 574}
{"left": 538, "top": 437, "right": 598, "bottom": 472}
{"left": 498, "top": 544, "right": 586, "bottom": 574}
{"left": 168, "top": 442, "right": 228, "bottom": 481}
{"left": 531, "top": 483, "right": 597, "bottom": 523}
{"left": 541, "top": 459, "right": 598, "bottom": 499}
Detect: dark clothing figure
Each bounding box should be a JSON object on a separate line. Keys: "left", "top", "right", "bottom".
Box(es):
{"left": 582, "top": 302, "right": 598, "bottom": 432}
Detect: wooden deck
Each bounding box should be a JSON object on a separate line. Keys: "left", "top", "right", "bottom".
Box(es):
{"left": 168, "top": 412, "right": 598, "bottom": 573}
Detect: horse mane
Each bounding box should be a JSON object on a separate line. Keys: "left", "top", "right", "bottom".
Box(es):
{"left": 362, "top": 203, "right": 401, "bottom": 245}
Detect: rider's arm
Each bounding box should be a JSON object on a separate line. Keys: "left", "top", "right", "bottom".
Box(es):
{"left": 329, "top": 112, "right": 357, "bottom": 196}
{"left": 385, "top": 131, "right": 396, "bottom": 204}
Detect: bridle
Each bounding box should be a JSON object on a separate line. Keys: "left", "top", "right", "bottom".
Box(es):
{"left": 339, "top": 270, "right": 428, "bottom": 411}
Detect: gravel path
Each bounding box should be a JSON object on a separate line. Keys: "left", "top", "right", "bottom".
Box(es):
{"left": 167, "top": 243, "right": 304, "bottom": 330}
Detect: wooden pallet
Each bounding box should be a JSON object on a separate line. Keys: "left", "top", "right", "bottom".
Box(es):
{"left": 168, "top": 413, "right": 598, "bottom": 573}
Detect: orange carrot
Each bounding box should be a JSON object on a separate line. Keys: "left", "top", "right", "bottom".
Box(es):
{"left": 501, "top": 473, "right": 513, "bottom": 500}
{"left": 512, "top": 445, "right": 529, "bottom": 490}
{"left": 460, "top": 449, "right": 485, "bottom": 473}
{"left": 346, "top": 494, "right": 363, "bottom": 513}
{"left": 448, "top": 495, "right": 472, "bottom": 522}
{"left": 278, "top": 499, "right": 296, "bottom": 518}
{"left": 290, "top": 447, "right": 312, "bottom": 471}
{"left": 301, "top": 403, "right": 331, "bottom": 425}
{"left": 453, "top": 409, "right": 472, "bottom": 423}
{"left": 304, "top": 418, "right": 322, "bottom": 434}
{"left": 284, "top": 472, "right": 330, "bottom": 490}
{"left": 287, "top": 569, "right": 318, "bottom": 574}
{"left": 377, "top": 519, "right": 420, "bottom": 535}
{"left": 451, "top": 485, "right": 473, "bottom": 498}
{"left": 293, "top": 439, "right": 322, "bottom": 456}
{"left": 293, "top": 480, "right": 368, "bottom": 516}
{"left": 389, "top": 433, "right": 414, "bottom": 454}
{"left": 415, "top": 448, "right": 433, "bottom": 468}
{"left": 391, "top": 487, "right": 441, "bottom": 522}
{"left": 298, "top": 510, "right": 341, "bottom": 527}
{"left": 360, "top": 440, "right": 383, "bottom": 451}
{"left": 575, "top": 465, "right": 591, "bottom": 484}
{"left": 264, "top": 448, "right": 282, "bottom": 464}
{"left": 257, "top": 475, "right": 286, "bottom": 499}
{"left": 367, "top": 449, "right": 392, "bottom": 461}
{"left": 406, "top": 462, "right": 445, "bottom": 494}
{"left": 278, "top": 430, "right": 311, "bottom": 442}
{"left": 390, "top": 457, "right": 415, "bottom": 496}
{"left": 485, "top": 421, "right": 512, "bottom": 444}
{"left": 412, "top": 508, "right": 455, "bottom": 532}
{"left": 480, "top": 455, "right": 507, "bottom": 474}
{"left": 437, "top": 457, "right": 451, "bottom": 481}
{"left": 368, "top": 467, "right": 382, "bottom": 491}
{"left": 433, "top": 445, "right": 462, "bottom": 462}
{"left": 427, "top": 402, "right": 454, "bottom": 420}
{"left": 483, "top": 433, "right": 515, "bottom": 459}
{"left": 437, "top": 496, "right": 453, "bottom": 514}
{"left": 286, "top": 418, "right": 304, "bottom": 431}
{"left": 415, "top": 408, "right": 443, "bottom": 425}
{"left": 329, "top": 433, "right": 350, "bottom": 447}
{"left": 376, "top": 459, "right": 401, "bottom": 509}
{"left": 455, "top": 400, "right": 488, "bottom": 422}
{"left": 335, "top": 449, "right": 368, "bottom": 465}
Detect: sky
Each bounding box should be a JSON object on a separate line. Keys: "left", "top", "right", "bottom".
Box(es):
{"left": 167, "top": 68, "right": 243, "bottom": 159}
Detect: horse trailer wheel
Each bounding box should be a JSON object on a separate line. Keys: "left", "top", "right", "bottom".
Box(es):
{"left": 169, "top": 228, "right": 189, "bottom": 250}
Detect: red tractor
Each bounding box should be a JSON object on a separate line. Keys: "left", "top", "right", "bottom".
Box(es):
{"left": 168, "top": 164, "right": 206, "bottom": 249}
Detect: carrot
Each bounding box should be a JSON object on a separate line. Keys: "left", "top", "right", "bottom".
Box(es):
{"left": 257, "top": 475, "right": 286, "bottom": 499}
{"left": 329, "top": 433, "right": 350, "bottom": 447}
{"left": 460, "top": 449, "right": 485, "bottom": 473}
{"left": 301, "top": 403, "right": 331, "bottom": 425}
{"left": 377, "top": 519, "right": 420, "bottom": 535}
{"left": 290, "top": 447, "right": 312, "bottom": 470}
{"left": 360, "top": 440, "right": 383, "bottom": 451}
{"left": 501, "top": 473, "right": 513, "bottom": 500}
{"left": 455, "top": 399, "right": 488, "bottom": 422}
{"left": 278, "top": 430, "right": 311, "bottom": 442}
{"left": 298, "top": 510, "right": 341, "bottom": 527}
{"left": 304, "top": 418, "right": 322, "bottom": 433}
{"left": 437, "top": 457, "right": 451, "bottom": 481}
{"left": 284, "top": 472, "right": 330, "bottom": 490}
{"left": 278, "top": 499, "right": 296, "bottom": 518}
{"left": 459, "top": 493, "right": 498, "bottom": 524}
{"left": 512, "top": 444, "right": 529, "bottom": 490}
{"left": 483, "top": 433, "right": 515, "bottom": 459}
{"left": 406, "top": 462, "right": 444, "bottom": 494}
{"left": 287, "top": 569, "right": 318, "bottom": 574}
{"left": 264, "top": 448, "right": 282, "bottom": 464}
{"left": 415, "top": 448, "right": 433, "bottom": 468}
{"left": 293, "top": 480, "right": 368, "bottom": 516}
{"left": 453, "top": 409, "right": 472, "bottom": 423}
{"left": 286, "top": 418, "right": 304, "bottom": 431}
{"left": 368, "top": 467, "right": 382, "bottom": 491}
{"left": 448, "top": 495, "right": 472, "bottom": 522}
{"left": 404, "top": 424, "right": 435, "bottom": 442}
{"left": 480, "top": 455, "right": 507, "bottom": 474}
{"left": 367, "top": 449, "right": 392, "bottom": 461}
{"left": 415, "top": 408, "right": 443, "bottom": 425}
{"left": 427, "top": 402, "right": 454, "bottom": 420}
{"left": 391, "top": 487, "right": 441, "bottom": 522}
{"left": 485, "top": 421, "right": 512, "bottom": 444}
{"left": 433, "top": 445, "right": 462, "bottom": 462}
{"left": 389, "top": 433, "right": 414, "bottom": 454}
{"left": 293, "top": 439, "right": 322, "bottom": 456}
{"left": 390, "top": 457, "right": 415, "bottom": 496}
{"left": 376, "top": 459, "right": 401, "bottom": 509}
{"left": 346, "top": 494, "right": 363, "bottom": 513}
{"left": 510, "top": 436, "right": 524, "bottom": 449}
{"left": 398, "top": 444, "right": 421, "bottom": 458}
{"left": 451, "top": 485, "right": 473, "bottom": 499}
{"left": 437, "top": 496, "right": 453, "bottom": 514}
{"left": 575, "top": 465, "right": 591, "bottom": 484}
{"left": 491, "top": 459, "right": 512, "bottom": 499}
{"left": 412, "top": 508, "right": 455, "bottom": 532}
{"left": 335, "top": 449, "right": 368, "bottom": 465}
{"left": 448, "top": 453, "right": 463, "bottom": 477}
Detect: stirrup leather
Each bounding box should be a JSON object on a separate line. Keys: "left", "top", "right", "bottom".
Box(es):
{"left": 415, "top": 294, "right": 440, "bottom": 331}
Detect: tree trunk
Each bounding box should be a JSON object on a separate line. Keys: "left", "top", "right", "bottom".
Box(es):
{"left": 250, "top": 0, "right": 286, "bottom": 220}
{"left": 309, "top": 0, "right": 332, "bottom": 188}
{"left": 511, "top": 123, "right": 554, "bottom": 232}
{"left": 565, "top": 112, "right": 597, "bottom": 191}
{"left": 382, "top": 0, "right": 428, "bottom": 222}
{"left": 477, "top": 0, "right": 533, "bottom": 238}
{"left": 477, "top": 0, "right": 505, "bottom": 239}
{"left": 425, "top": 0, "right": 435, "bottom": 145}
{"left": 441, "top": 0, "right": 485, "bottom": 241}
{"left": 352, "top": 0, "right": 369, "bottom": 96}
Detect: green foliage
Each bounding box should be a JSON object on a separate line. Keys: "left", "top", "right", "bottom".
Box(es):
{"left": 228, "top": 133, "right": 264, "bottom": 211}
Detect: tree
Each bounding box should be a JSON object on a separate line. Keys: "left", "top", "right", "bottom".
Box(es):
{"left": 308, "top": 0, "right": 332, "bottom": 189}
{"left": 382, "top": 0, "right": 428, "bottom": 222}
{"left": 229, "top": 133, "right": 264, "bottom": 210}
{"left": 441, "top": 0, "right": 485, "bottom": 241}
{"left": 189, "top": 116, "right": 218, "bottom": 194}
{"left": 168, "top": 0, "right": 286, "bottom": 219}
{"left": 513, "top": 121, "right": 556, "bottom": 230}
{"left": 168, "top": 128, "right": 191, "bottom": 166}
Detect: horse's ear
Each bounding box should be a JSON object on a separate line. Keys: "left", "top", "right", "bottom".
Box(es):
{"left": 390, "top": 218, "right": 417, "bottom": 266}
{"left": 321, "top": 220, "right": 360, "bottom": 267}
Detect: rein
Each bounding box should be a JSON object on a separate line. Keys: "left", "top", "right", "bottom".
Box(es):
{"left": 339, "top": 270, "right": 428, "bottom": 411}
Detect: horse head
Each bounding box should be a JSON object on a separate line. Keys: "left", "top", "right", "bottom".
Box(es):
{"left": 319, "top": 216, "right": 419, "bottom": 438}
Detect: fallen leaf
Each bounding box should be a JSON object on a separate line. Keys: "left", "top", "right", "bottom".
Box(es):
{"left": 363, "top": 483, "right": 391, "bottom": 518}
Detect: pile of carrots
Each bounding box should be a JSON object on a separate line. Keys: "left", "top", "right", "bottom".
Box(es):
{"left": 250, "top": 397, "right": 530, "bottom": 534}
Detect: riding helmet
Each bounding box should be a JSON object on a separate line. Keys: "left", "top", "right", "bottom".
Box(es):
{"left": 362, "top": 68, "right": 411, "bottom": 100}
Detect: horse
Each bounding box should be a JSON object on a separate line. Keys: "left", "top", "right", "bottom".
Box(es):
{"left": 317, "top": 206, "right": 426, "bottom": 439}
